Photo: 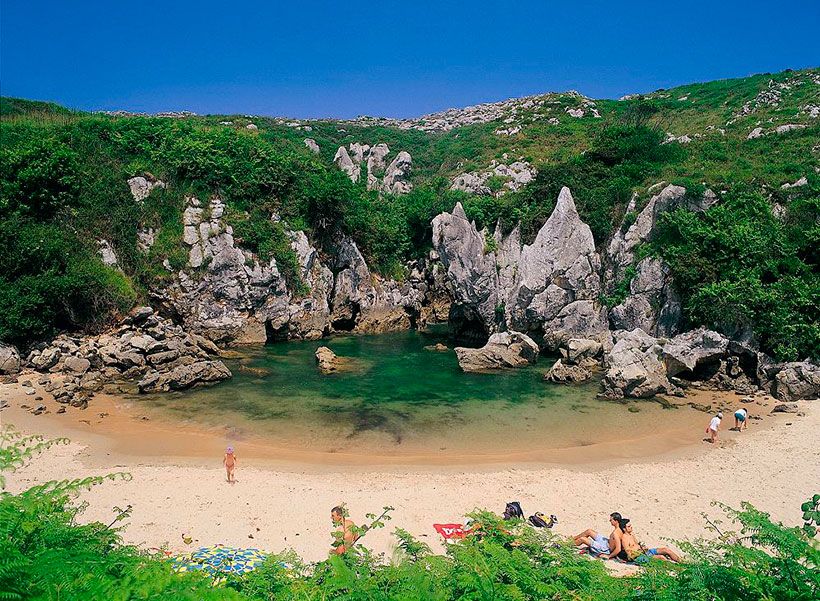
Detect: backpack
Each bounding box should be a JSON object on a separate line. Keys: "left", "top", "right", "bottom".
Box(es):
{"left": 502, "top": 501, "right": 524, "bottom": 520}
{"left": 528, "top": 512, "right": 558, "bottom": 528}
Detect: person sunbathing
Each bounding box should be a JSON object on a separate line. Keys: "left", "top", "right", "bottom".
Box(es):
{"left": 573, "top": 512, "right": 623, "bottom": 558}
{"left": 617, "top": 519, "right": 681, "bottom": 563}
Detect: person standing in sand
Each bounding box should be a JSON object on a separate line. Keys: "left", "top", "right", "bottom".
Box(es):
{"left": 331, "top": 506, "right": 358, "bottom": 555}
{"left": 223, "top": 446, "right": 237, "bottom": 483}
{"left": 705, "top": 412, "right": 722, "bottom": 444}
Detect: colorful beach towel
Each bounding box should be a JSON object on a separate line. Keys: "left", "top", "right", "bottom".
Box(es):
{"left": 433, "top": 523, "right": 471, "bottom": 540}
{"left": 173, "top": 545, "right": 267, "bottom": 577}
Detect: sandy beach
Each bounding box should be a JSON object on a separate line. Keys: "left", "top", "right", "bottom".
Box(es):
{"left": 2, "top": 378, "right": 818, "bottom": 564}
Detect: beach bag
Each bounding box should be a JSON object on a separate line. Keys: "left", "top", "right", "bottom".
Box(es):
{"left": 502, "top": 501, "right": 524, "bottom": 520}
{"left": 528, "top": 512, "right": 557, "bottom": 528}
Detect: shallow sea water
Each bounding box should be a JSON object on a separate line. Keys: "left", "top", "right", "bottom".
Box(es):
{"left": 134, "top": 328, "right": 703, "bottom": 460}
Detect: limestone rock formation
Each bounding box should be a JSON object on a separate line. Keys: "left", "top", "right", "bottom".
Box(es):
{"left": 610, "top": 257, "right": 682, "bottom": 337}
{"left": 507, "top": 187, "right": 608, "bottom": 349}
{"left": 24, "top": 307, "right": 231, "bottom": 403}
{"left": 127, "top": 175, "right": 165, "bottom": 202}
{"left": 432, "top": 188, "right": 609, "bottom": 349}
{"left": 450, "top": 160, "right": 536, "bottom": 197}
{"left": 0, "top": 343, "right": 21, "bottom": 375}
{"left": 97, "top": 240, "right": 119, "bottom": 266}
{"left": 662, "top": 327, "right": 730, "bottom": 377}
{"left": 333, "top": 143, "right": 413, "bottom": 194}
{"left": 454, "top": 331, "right": 539, "bottom": 372}
{"left": 544, "top": 359, "right": 590, "bottom": 383}
{"left": 600, "top": 329, "right": 678, "bottom": 399}
{"left": 382, "top": 151, "right": 412, "bottom": 194}
{"left": 773, "top": 361, "right": 820, "bottom": 401}
{"left": 304, "top": 138, "right": 320, "bottom": 153}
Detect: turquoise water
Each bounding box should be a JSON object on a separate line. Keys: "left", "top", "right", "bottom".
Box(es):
{"left": 136, "top": 328, "right": 698, "bottom": 459}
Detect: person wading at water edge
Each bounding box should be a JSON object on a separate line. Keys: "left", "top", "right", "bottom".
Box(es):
{"left": 573, "top": 512, "right": 623, "bottom": 558}
{"left": 330, "top": 506, "right": 358, "bottom": 555}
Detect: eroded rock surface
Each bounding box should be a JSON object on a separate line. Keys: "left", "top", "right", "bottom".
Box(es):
{"left": 773, "top": 361, "right": 820, "bottom": 401}
{"left": 600, "top": 329, "right": 678, "bottom": 399}
{"left": 0, "top": 343, "right": 21, "bottom": 375}
{"left": 455, "top": 331, "right": 539, "bottom": 372}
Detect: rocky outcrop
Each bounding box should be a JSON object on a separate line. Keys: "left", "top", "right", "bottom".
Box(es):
{"left": 600, "top": 329, "right": 679, "bottom": 399}
{"left": 97, "top": 240, "right": 119, "bottom": 267}
{"left": 450, "top": 160, "right": 536, "bottom": 197}
{"left": 304, "top": 138, "right": 320, "bottom": 153}
{"left": 454, "top": 331, "right": 539, "bottom": 372}
{"left": 604, "top": 185, "right": 718, "bottom": 336}
{"left": 432, "top": 188, "right": 609, "bottom": 349}
{"left": 0, "top": 343, "right": 21, "bottom": 375}
{"left": 544, "top": 359, "right": 591, "bottom": 383}
{"left": 508, "top": 187, "right": 607, "bottom": 349}
{"left": 127, "top": 175, "right": 165, "bottom": 202}
{"left": 333, "top": 143, "right": 413, "bottom": 194}
{"left": 23, "top": 307, "right": 231, "bottom": 403}
{"left": 609, "top": 258, "right": 682, "bottom": 337}
{"left": 382, "top": 151, "right": 412, "bottom": 195}
{"left": 662, "top": 327, "right": 730, "bottom": 377}
{"left": 773, "top": 361, "right": 820, "bottom": 401}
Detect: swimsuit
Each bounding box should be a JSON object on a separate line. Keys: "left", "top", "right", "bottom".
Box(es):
{"left": 589, "top": 534, "right": 610, "bottom": 555}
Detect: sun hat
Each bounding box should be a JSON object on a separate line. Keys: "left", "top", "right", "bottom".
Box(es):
{"left": 717, "top": 412, "right": 723, "bottom": 418}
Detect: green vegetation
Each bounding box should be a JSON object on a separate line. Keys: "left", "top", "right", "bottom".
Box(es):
{"left": 1, "top": 67, "right": 818, "bottom": 359}
{"left": 2, "top": 428, "right": 818, "bottom": 600}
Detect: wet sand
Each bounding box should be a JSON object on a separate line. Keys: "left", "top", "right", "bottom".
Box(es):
{"left": 4, "top": 376, "right": 817, "bottom": 566}
{"left": 1, "top": 378, "right": 758, "bottom": 468}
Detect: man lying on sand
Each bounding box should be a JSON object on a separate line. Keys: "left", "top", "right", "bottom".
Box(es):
{"left": 617, "top": 518, "right": 681, "bottom": 563}
{"left": 573, "top": 512, "right": 623, "bottom": 558}
{"left": 330, "top": 506, "right": 358, "bottom": 555}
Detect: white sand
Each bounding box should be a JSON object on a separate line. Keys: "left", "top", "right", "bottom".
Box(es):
{"left": 4, "top": 397, "right": 818, "bottom": 563}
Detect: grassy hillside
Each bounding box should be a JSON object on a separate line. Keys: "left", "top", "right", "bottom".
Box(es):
{"left": 1, "top": 67, "right": 817, "bottom": 358}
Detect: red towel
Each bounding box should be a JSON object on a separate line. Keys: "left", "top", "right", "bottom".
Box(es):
{"left": 433, "top": 523, "right": 470, "bottom": 540}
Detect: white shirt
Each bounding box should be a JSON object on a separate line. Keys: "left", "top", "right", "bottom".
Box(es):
{"left": 709, "top": 416, "right": 721, "bottom": 431}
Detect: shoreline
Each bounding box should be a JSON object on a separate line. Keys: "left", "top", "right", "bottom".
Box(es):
{"left": 3, "top": 377, "right": 818, "bottom": 565}
{"left": 0, "top": 376, "right": 778, "bottom": 471}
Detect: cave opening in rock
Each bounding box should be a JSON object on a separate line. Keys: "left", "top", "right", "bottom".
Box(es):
{"left": 331, "top": 302, "right": 360, "bottom": 332}
{"left": 265, "top": 320, "right": 290, "bottom": 343}
{"left": 447, "top": 304, "right": 490, "bottom": 346}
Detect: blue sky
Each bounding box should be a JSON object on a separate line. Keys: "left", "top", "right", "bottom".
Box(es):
{"left": 2, "top": 1, "right": 818, "bottom": 118}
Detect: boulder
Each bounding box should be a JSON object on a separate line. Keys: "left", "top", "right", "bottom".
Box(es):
{"left": 315, "top": 346, "right": 339, "bottom": 374}
{"left": 773, "top": 361, "right": 820, "bottom": 401}
{"left": 0, "top": 343, "right": 21, "bottom": 374}
{"left": 304, "top": 138, "right": 320, "bottom": 153}
{"left": 334, "top": 146, "right": 360, "bottom": 182}
{"left": 544, "top": 359, "right": 590, "bottom": 383}
{"left": 561, "top": 338, "right": 603, "bottom": 364}
{"left": 454, "top": 331, "right": 539, "bottom": 372}
{"left": 138, "top": 360, "right": 231, "bottom": 393}
{"left": 600, "top": 329, "right": 678, "bottom": 399}
{"left": 771, "top": 402, "right": 799, "bottom": 413}
{"left": 127, "top": 175, "right": 165, "bottom": 202}
{"left": 63, "top": 356, "right": 91, "bottom": 375}
{"left": 97, "top": 240, "right": 119, "bottom": 266}
{"left": 662, "top": 327, "right": 729, "bottom": 376}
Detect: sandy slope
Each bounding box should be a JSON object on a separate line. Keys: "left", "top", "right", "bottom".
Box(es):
{"left": 4, "top": 388, "right": 817, "bottom": 564}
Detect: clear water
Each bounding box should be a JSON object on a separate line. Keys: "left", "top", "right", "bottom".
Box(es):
{"left": 134, "top": 328, "right": 703, "bottom": 461}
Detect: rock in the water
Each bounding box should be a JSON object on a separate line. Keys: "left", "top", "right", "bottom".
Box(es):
{"left": 561, "top": 338, "right": 603, "bottom": 364}
{"left": 315, "top": 346, "right": 339, "bottom": 374}
{"left": 600, "top": 329, "right": 678, "bottom": 399}
{"left": 0, "top": 343, "right": 21, "bottom": 374}
{"left": 424, "top": 343, "right": 449, "bottom": 352}
{"left": 544, "top": 359, "right": 590, "bottom": 383}
{"left": 454, "top": 331, "right": 539, "bottom": 372}
{"left": 662, "top": 327, "right": 729, "bottom": 377}
{"left": 773, "top": 361, "right": 820, "bottom": 401}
